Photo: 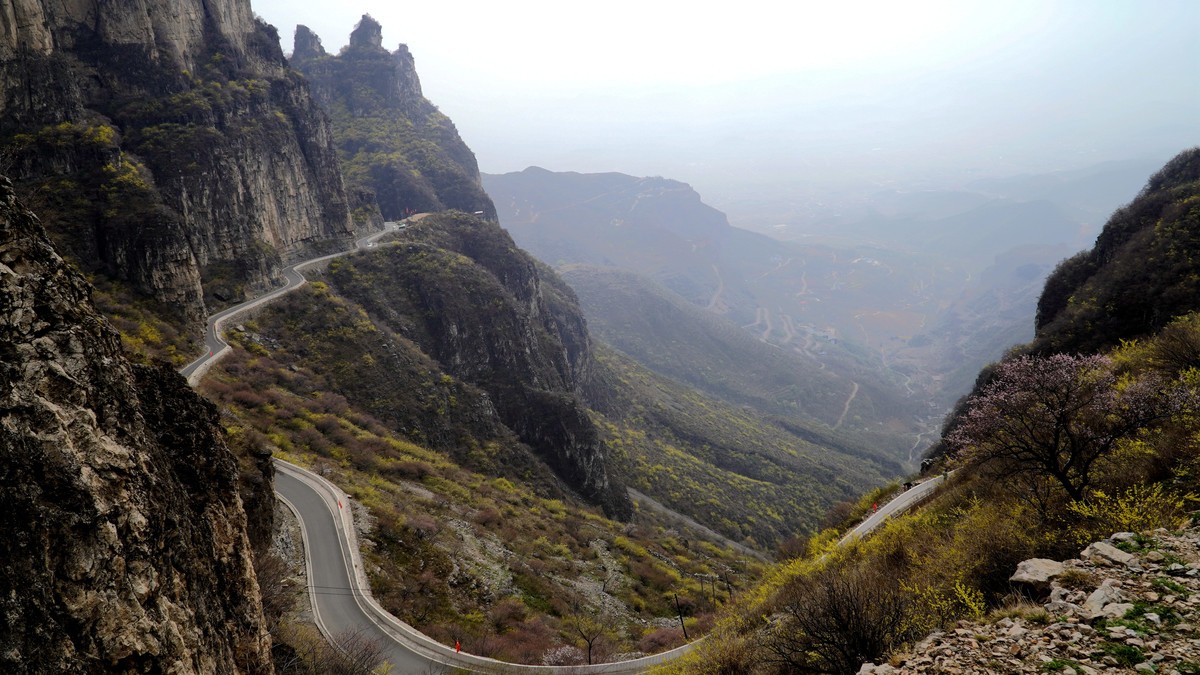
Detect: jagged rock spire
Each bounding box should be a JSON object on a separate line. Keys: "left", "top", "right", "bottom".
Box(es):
{"left": 348, "top": 14, "right": 384, "bottom": 51}
{"left": 293, "top": 24, "right": 326, "bottom": 61}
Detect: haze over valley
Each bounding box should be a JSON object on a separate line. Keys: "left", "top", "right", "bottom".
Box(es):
{"left": 256, "top": 0, "right": 1197, "bottom": 452}
{"left": 2, "top": 0, "right": 1199, "bottom": 672}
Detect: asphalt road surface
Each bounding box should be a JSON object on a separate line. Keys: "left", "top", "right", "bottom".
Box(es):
{"left": 275, "top": 461, "right": 696, "bottom": 674}
{"left": 840, "top": 473, "right": 949, "bottom": 546}
{"left": 275, "top": 465, "right": 444, "bottom": 673}
{"left": 179, "top": 224, "right": 402, "bottom": 383}
{"left": 176, "top": 220, "right": 948, "bottom": 673}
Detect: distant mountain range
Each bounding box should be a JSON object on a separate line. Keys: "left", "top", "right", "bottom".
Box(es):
{"left": 486, "top": 168, "right": 944, "bottom": 452}
{"left": 484, "top": 166, "right": 1098, "bottom": 448}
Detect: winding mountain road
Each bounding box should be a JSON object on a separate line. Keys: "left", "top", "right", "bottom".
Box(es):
{"left": 839, "top": 473, "right": 948, "bottom": 546}
{"left": 176, "top": 222, "right": 947, "bottom": 673}
{"left": 179, "top": 224, "right": 403, "bottom": 385}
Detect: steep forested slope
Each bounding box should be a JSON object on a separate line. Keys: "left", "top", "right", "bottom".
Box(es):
{"left": 1034, "top": 148, "right": 1200, "bottom": 354}
{"left": 323, "top": 211, "right": 629, "bottom": 518}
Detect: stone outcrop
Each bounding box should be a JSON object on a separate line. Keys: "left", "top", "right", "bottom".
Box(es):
{"left": 861, "top": 527, "right": 1200, "bottom": 675}
{"left": 290, "top": 15, "right": 496, "bottom": 221}
{"left": 0, "top": 0, "right": 357, "bottom": 322}
{"left": 0, "top": 0, "right": 258, "bottom": 73}
{"left": 0, "top": 177, "right": 271, "bottom": 672}
{"left": 1010, "top": 558, "right": 1067, "bottom": 596}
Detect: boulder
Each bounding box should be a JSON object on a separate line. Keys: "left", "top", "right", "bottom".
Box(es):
{"left": 1011, "top": 558, "right": 1066, "bottom": 592}
{"left": 1082, "top": 579, "right": 1126, "bottom": 620}
{"left": 1045, "top": 600, "right": 1084, "bottom": 617}
{"left": 1081, "top": 541, "right": 1136, "bottom": 567}
{"left": 1099, "top": 602, "right": 1134, "bottom": 619}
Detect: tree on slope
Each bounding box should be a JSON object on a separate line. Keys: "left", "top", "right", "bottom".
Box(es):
{"left": 948, "top": 353, "right": 1182, "bottom": 502}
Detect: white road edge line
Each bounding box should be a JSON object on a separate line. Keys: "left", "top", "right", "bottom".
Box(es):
{"left": 178, "top": 219, "right": 947, "bottom": 673}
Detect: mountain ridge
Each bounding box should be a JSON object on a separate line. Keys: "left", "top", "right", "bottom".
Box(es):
{"left": 290, "top": 16, "right": 497, "bottom": 222}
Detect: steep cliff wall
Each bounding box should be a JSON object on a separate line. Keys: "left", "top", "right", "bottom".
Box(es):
{"left": 0, "top": 176, "right": 272, "bottom": 673}
{"left": 327, "top": 211, "right": 630, "bottom": 518}
{"left": 0, "top": 0, "right": 357, "bottom": 322}
{"left": 290, "top": 16, "right": 496, "bottom": 221}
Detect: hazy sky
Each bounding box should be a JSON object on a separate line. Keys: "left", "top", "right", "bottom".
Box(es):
{"left": 250, "top": 0, "right": 1198, "bottom": 206}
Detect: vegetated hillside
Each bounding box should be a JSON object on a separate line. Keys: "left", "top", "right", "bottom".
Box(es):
{"left": 0, "top": 177, "right": 273, "bottom": 672}
{"left": 199, "top": 272, "right": 769, "bottom": 664}
{"left": 560, "top": 264, "right": 910, "bottom": 456}
{"left": 1034, "top": 147, "right": 1200, "bottom": 355}
{"left": 203, "top": 340, "right": 761, "bottom": 666}
{"left": 0, "top": 0, "right": 363, "bottom": 330}
{"left": 226, "top": 211, "right": 894, "bottom": 549}
{"left": 290, "top": 16, "right": 496, "bottom": 220}
{"left": 323, "top": 211, "right": 629, "bottom": 518}
{"left": 658, "top": 149, "right": 1200, "bottom": 675}
{"left": 587, "top": 343, "right": 899, "bottom": 549}
{"left": 538, "top": 264, "right": 902, "bottom": 547}
{"left": 484, "top": 167, "right": 931, "bottom": 449}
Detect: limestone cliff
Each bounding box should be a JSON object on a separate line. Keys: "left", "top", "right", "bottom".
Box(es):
{"left": 0, "top": 0, "right": 358, "bottom": 321}
{"left": 290, "top": 16, "right": 496, "bottom": 221}
{"left": 0, "top": 176, "right": 272, "bottom": 672}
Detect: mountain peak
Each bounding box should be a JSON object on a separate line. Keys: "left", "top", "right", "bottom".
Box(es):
{"left": 348, "top": 14, "right": 384, "bottom": 51}
{"left": 293, "top": 24, "right": 327, "bottom": 61}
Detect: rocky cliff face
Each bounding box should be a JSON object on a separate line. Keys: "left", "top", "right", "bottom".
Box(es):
{"left": 290, "top": 16, "right": 497, "bottom": 221}
{"left": 0, "top": 176, "right": 271, "bottom": 672}
{"left": 0, "top": 0, "right": 357, "bottom": 321}
{"left": 327, "top": 212, "right": 630, "bottom": 518}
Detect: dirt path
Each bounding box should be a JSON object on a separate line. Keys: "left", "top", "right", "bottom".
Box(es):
{"left": 706, "top": 264, "right": 728, "bottom": 313}
{"left": 779, "top": 313, "right": 796, "bottom": 345}
{"left": 833, "top": 381, "right": 860, "bottom": 430}
{"left": 628, "top": 489, "right": 769, "bottom": 562}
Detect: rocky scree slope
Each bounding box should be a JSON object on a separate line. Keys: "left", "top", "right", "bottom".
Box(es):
{"left": 290, "top": 16, "right": 496, "bottom": 221}
{"left": 0, "top": 177, "right": 272, "bottom": 673}
{"left": 0, "top": 0, "right": 359, "bottom": 322}
{"left": 861, "top": 526, "right": 1200, "bottom": 674}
